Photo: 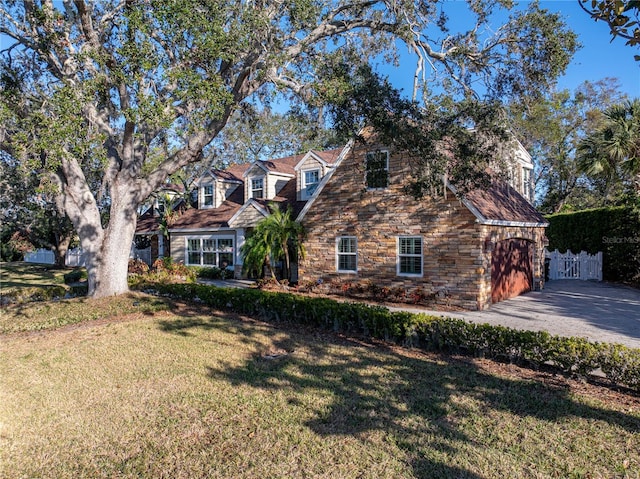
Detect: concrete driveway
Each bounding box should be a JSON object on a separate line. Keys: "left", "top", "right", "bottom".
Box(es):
{"left": 418, "top": 280, "right": 640, "bottom": 349}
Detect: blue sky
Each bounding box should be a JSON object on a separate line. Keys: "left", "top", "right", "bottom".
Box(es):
{"left": 381, "top": 0, "right": 640, "bottom": 100}
{"left": 549, "top": 0, "right": 639, "bottom": 98}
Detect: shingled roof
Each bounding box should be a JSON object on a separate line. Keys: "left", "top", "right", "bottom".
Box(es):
{"left": 136, "top": 210, "right": 161, "bottom": 234}
{"left": 152, "top": 149, "right": 334, "bottom": 232}
{"left": 167, "top": 185, "right": 245, "bottom": 231}
{"left": 462, "top": 180, "right": 547, "bottom": 226}
{"left": 248, "top": 148, "right": 344, "bottom": 176}
{"left": 211, "top": 163, "right": 249, "bottom": 182}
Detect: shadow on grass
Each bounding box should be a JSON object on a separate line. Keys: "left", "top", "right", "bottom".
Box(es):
{"left": 159, "top": 314, "right": 640, "bottom": 478}
{"left": 0, "top": 262, "right": 67, "bottom": 288}
{"left": 0, "top": 293, "right": 171, "bottom": 334}
{"left": 158, "top": 308, "right": 278, "bottom": 352}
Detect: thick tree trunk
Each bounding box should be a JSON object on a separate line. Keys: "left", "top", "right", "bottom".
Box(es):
{"left": 66, "top": 176, "right": 138, "bottom": 298}
{"left": 88, "top": 185, "right": 138, "bottom": 298}
{"left": 52, "top": 234, "right": 72, "bottom": 268}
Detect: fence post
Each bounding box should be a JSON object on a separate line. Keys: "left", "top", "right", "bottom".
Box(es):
{"left": 548, "top": 249, "right": 558, "bottom": 280}
{"left": 596, "top": 251, "right": 603, "bottom": 281}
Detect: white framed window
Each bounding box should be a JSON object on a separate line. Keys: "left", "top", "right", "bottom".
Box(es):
{"left": 365, "top": 150, "right": 389, "bottom": 189}
{"left": 336, "top": 236, "right": 357, "bottom": 272}
{"left": 187, "top": 236, "right": 234, "bottom": 268}
{"left": 202, "top": 184, "right": 214, "bottom": 207}
{"left": 251, "top": 177, "right": 264, "bottom": 199}
{"left": 302, "top": 169, "right": 320, "bottom": 199}
{"left": 397, "top": 236, "right": 422, "bottom": 276}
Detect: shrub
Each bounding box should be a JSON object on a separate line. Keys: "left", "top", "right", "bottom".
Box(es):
{"left": 151, "top": 257, "right": 195, "bottom": 282}
{"left": 128, "top": 259, "right": 150, "bottom": 275}
{"left": 63, "top": 268, "right": 87, "bottom": 284}
{"left": 132, "top": 280, "right": 640, "bottom": 391}
{"left": 189, "top": 266, "right": 235, "bottom": 280}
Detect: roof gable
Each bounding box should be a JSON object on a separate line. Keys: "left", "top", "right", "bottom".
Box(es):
{"left": 296, "top": 142, "right": 354, "bottom": 221}
{"left": 228, "top": 199, "right": 269, "bottom": 227}
{"left": 167, "top": 184, "right": 244, "bottom": 232}
{"left": 243, "top": 153, "right": 305, "bottom": 178}
{"left": 294, "top": 148, "right": 343, "bottom": 171}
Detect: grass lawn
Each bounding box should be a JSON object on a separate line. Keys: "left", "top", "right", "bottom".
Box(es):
{"left": 1, "top": 295, "right": 639, "bottom": 479}
{"left": 0, "top": 261, "right": 69, "bottom": 289}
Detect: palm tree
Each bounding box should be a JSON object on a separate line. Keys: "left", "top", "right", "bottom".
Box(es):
{"left": 241, "top": 204, "right": 305, "bottom": 283}
{"left": 578, "top": 99, "right": 640, "bottom": 194}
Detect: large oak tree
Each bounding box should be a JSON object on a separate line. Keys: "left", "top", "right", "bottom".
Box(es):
{"left": 0, "top": 0, "right": 577, "bottom": 297}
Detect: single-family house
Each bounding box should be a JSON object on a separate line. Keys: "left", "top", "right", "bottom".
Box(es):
{"left": 135, "top": 133, "right": 546, "bottom": 310}
{"left": 135, "top": 149, "right": 344, "bottom": 275}
{"left": 297, "top": 133, "right": 546, "bottom": 310}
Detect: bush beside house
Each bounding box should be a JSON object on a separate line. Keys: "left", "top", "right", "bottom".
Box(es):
{"left": 546, "top": 206, "right": 640, "bottom": 284}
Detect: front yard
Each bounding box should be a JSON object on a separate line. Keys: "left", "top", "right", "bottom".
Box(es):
{"left": 1, "top": 295, "right": 638, "bottom": 478}
{"left": 0, "top": 261, "right": 68, "bottom": 289}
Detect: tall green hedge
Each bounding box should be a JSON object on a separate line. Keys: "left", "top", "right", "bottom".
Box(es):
{"left": 546, "top": 206, "right": 640, "bottom": 283}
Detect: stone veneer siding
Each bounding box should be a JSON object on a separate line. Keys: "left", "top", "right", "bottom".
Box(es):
{"left": 299, "top": 144, "right": 546, "bottom": 310}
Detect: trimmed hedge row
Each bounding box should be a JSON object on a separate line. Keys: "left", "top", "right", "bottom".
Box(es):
{"left": 136, "top": 281, "right": 640, "bottom": 391}
{"left": 546, "top": 206, "right": 640, "bottom": 284}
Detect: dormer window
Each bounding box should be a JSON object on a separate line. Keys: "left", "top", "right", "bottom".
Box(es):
{"left": 202, "top": 184, "right": 214, "bottom": 207}
{"left": 302, "top": 169, "right": 320, "bottom": 199}
{"left": 365, "top": 150, "right": 389, "bottom": 189}
{"left": 251, "top": 177, "right": 264, "bottom": 199}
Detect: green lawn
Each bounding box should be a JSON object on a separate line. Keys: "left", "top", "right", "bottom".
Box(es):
{"left": 0, "top": 261, "right": 69, "bottom": 289}
{"left": 0, "top": 296, "right": 638, "bottom": 478}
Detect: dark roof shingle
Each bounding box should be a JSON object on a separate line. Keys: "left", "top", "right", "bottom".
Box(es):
{"left": 168, "top": 185, "right": 244, "bottom": 231}
{"left": 463, "top": 180, "right": 547, "bottom": 225}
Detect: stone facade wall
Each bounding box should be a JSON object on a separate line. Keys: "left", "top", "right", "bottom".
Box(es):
{"left": 299, "top": 141, "right": 546, "bottom": 310}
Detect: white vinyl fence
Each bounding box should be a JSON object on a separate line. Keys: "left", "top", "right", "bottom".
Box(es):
{"left": 545, "top": 249, "right": 603, "bottom": 281}
{"left": 24, "top": 248, "right": 86, "bottom": 266}
{"left": 25, "top": 247, "right": 151, "bottom": 267}
{"left": 65, "top": 248, "right": 87, "bottom": 267}
{"left": 23, "top": 248, "right": 55, "bottom": 264}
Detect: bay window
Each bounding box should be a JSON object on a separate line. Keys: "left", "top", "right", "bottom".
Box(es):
{"left": 187, "top": 237, "right": 234, "bottom": 268}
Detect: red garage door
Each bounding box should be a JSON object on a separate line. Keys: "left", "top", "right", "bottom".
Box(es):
{"left": 491, "top": 239, "right": 533, "bottom": 303}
